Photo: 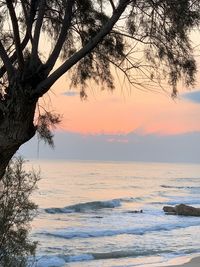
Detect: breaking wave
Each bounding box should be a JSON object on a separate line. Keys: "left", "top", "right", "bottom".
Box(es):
{"left": 44, "top": 196, "right": 154, "bottom": 214}
{"left": 33, "top": 248, "right": 200, "bottom": 266}
{"left": 33, "top": 251, "right": 163, "bottom": 266}
{"left": 45, "top": 199, "right": 121, "bottom": 214}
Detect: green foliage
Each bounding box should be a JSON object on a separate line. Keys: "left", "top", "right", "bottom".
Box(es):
{"left": 0, "top": 157, "right": 39, "bottom": 266}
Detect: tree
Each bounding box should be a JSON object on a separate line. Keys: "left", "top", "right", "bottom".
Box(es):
{"left": 0, "top": 0, "right": 199, "bottom": 178}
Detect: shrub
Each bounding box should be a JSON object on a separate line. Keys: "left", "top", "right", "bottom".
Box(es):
{"left": 0, "top": 157, "right": 39, "bottom": 266}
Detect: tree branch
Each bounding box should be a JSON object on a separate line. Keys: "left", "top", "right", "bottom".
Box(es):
{"left": 45, "top": 0, "right": 75, "bottom": 74}
{"left": 31, "top": 0, "right": 46, "bottom": 61}
{"left": 21, "top": 0, "right": 33, "bottom": 43}
{"left": 0, "top": 0, "right": 38, "bottom": 79}
{"left": 109, "top": 0, "right": 116, "bottom": 11}
{"left": 0, "top": 41, "right": 15, "bottom": 81}
{"left": 0, "top": 34, "right": 30, "bottom": 80}
{"left": 6, "top": 0, "right": 24, "bottom": 70}
{"left": 33, "top": 0, "right": 130, "bottom": 97}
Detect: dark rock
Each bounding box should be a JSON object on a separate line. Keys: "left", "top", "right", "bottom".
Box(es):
{"left": 127, "top": 210, "right": 143, "bottom": 214}
{"left": 163, "top": 204, "right": 200, "bottom": 216}
{"left": 163, "top": 206, "right": 176, "bottom": 213}
{"left": 175, "top": 204, "right": 200, "bottom": 216}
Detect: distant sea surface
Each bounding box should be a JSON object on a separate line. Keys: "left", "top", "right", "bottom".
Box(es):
{"left": 28, "top": 161, "right": 200, "bottom": 267}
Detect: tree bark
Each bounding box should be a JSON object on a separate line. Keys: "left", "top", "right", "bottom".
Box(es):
{"left": 0, "top": 94, "right": 37, "bottom": 179}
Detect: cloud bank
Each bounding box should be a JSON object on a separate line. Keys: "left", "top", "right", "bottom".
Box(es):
{"left": 182, "top": 90, "right": 200, "bottom": 103}
{"left": 20, "top": 131, "right": 200, "bottom": 163}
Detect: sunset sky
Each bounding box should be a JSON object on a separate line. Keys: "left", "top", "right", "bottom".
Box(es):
{"left": 33, "top": 30, "right": 200, "bottom": 137}
{"left": 20, "top": 75, "right": 200, "bottom": 163}
{"left": 20, "top": 34, "right": 200, "bottom": 163}
{"left": 37, "top": 63, "right": 200, "bottom": 136}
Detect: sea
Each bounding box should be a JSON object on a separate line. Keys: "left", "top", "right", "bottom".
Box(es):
{"left": 27, "top": 160, "right": 200, "bottom": 267}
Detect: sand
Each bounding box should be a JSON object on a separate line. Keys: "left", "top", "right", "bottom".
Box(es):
{"left": 165, "top": 256, "right": 200, "bottom": 267}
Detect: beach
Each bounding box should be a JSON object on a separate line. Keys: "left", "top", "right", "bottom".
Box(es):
{"left": 182, "top": 257, "right": 200, "bottom": 267}
{"left": 167, "top": 256, "right": 200, "bottom": 267}
{"left": 181, "top": 257, "right": 200, "bottom": 267}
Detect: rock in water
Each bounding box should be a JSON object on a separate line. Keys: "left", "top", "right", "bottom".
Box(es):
{"left": 175, "top": 204, "right": 200, "bottom": 216}
{"left": 163, "top": 204, "right": 200, "bottom": 216}
{"left": 163, "top": 206, "right": 176, "bottom": 214}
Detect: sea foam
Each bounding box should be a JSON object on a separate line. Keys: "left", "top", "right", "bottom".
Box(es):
{"left": 33, "top": 256, "right": 65, "bottom": 267}
{"left": 32, "top": 249, "right": 187, "bottom": 266}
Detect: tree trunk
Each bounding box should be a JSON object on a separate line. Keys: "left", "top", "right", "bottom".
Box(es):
{"left": 0, "top": 94, "right": 37, "bottom": 179}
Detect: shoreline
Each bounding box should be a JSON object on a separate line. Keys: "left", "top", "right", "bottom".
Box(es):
{"left": 164, "top": 256, "right": 200, "bottom": 267}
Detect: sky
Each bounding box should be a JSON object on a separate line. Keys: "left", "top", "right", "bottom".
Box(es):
{"left": 20, "top": 77, "right": 200, "bottom": 163}
{"left": 20, "top": 35, "right": 200, "bottom": 163}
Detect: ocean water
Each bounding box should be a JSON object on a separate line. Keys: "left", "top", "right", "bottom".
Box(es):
{"left": 28, "top": 161, "right": 200, "bottom": 267}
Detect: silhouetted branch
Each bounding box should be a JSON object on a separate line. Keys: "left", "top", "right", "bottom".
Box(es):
{"left": 0, "top": 41, "right": 15, "bottom": 81}
{"left": 109, "top": 0, "right": 116, "bottom": 11}
{"left": 31, "top": 0, "right": 46, "bottom": 60}
{"left": 21, "top": 0, "right": 33, "bottom": 43}
{"left": 33, "top": 0, "right": 130, "bottom": 97}
{"left": 0, "top": 0, "right": 38, "bottom": 79}
{"left": 6, "top": 0, "right": 24, "bottom": 69}
{"left": 45, "top": 0, "right": 76, "bottom": 74}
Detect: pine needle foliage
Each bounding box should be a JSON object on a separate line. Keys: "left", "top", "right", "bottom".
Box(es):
{"left": 0, "top": 0, "right": 200, "bottom": 99}
{"left": 36, "top": 111, "right": 61, "bottom": 147}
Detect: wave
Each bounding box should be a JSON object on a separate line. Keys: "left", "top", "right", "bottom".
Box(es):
{"left": 32, "top": 256, "right": 66, "bottom": 267}
{"left": 154, "top": 198, "right": 200, "bottom": 206}
{"left": 161, "top": 185, "right": 200, "bottom": 190}
{"left": 44, "top": 197, "right": 148, "bottom": 214}
{"left": 39, "top": 221, "right": 200, "bottom": 240}
{"left": 33, "top": 250, "right": 169, "bottom": 266}
{"left": 119, "top": 196, "right": 147, "bottom": 202}
{"left": 67, "top": 249, "right": 174, "bottom": 261}
{"left": 45, "top": 199, "right": 121, "bottom": 214}
{"left": 174, "top": 178, "right": 200, "bottom": 182}
{"left": 33, "top": 248, "right": 200, "bottom": 266}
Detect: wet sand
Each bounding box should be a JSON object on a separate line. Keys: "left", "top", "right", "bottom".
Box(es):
{"left": 166, "top": 256, "right": 200, "bottom": 267}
